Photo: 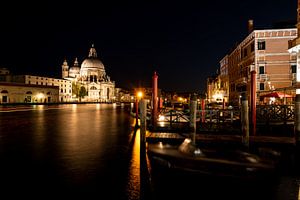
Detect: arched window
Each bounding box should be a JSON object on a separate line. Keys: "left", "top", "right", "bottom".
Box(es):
{"left": 1, "top": 90, "right": 8, "bottom": 94}
{"left": 26, "top": 91, "right": 32, "bottom": 94}
{"left": 47, "top": 92, "right": 51, "bottom": 95}
{"left": 90, "top": 86, "right": 97, "bottom": 90}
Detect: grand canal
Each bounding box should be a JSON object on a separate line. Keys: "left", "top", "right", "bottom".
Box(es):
{"left": 0, "top": 104, "right": 140, "bottom": 199}
{"left": 0, "top": 103, "right": 299, "bottom": 199}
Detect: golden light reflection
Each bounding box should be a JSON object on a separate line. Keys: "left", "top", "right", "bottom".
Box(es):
{"left": 159, "top": 141, "right": 163, "bottom": 148}
{"left": 36, "top": 105, "right": 45, "bottom": 111}
{"left": 96, "top": 103, "right": 101, "bottom": 110}
{"left": 127, "top": 129, "right": 140, "bottom": 199}
{"left": 72, "top": 104, "right": 77, "bottom": 111}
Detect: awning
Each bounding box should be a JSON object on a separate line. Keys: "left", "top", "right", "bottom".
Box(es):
{"left": 260, "top": 92, "right": 293, "bottom": 98}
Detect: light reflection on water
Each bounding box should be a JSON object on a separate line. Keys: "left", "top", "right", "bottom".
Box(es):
{"left": 127, "top": 129, "right": 140, "bottom": 200}
{"left": 0, "top": 103, "right": 139, "bottom": 199}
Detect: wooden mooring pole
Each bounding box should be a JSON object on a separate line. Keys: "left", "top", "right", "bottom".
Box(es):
{"left": 241, "top": 92, "right": 249, "bottom": 147}
{"left": 250, "top": 69, "right": 257, "bottom": 136}
{"left": 190, "top": 94, "right": 197, "bottom": 145}
{"left": 135, "top": 97, "right": 139, "bottom": 128}
{"left": 140, "top": 99, "right": 147, "bottom": 157}
{"left": 139, "top": 99, "right": 150, "bottom": 200}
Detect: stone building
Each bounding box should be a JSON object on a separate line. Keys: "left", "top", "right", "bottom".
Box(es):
{"left": 62, "top": 44, "right": 115, "bottom": 102}
{"left": 0, "top": 82, "right": 59, "bottom": 103}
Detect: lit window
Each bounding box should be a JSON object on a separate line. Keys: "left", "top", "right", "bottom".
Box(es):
{"left": 258, "top": 41, "right": 266, "bottom": 50}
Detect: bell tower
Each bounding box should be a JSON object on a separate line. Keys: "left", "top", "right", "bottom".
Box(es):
{"left": 61, "top": 59, "right": 69, "bottom": 79}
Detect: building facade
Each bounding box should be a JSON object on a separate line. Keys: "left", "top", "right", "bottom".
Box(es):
{"left": 227, "top": 26, "right": 297, "bottom": 106}
{"left": 12, "top": 75, "right": 72, "bottom": 102}
{"left": 207, "top": 55, "right": 230, "bottom": 105}
{"left": 62, "top": 44, "right": 115, "bottom": 102}
{"left": 288, "top": 0, "right": 300, "bottom": 94}
{"left": 0, "top": 82, "right": 59, "bottom": 103}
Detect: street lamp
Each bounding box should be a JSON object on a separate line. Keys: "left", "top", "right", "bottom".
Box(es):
{"left": 135, "top": 91, "right": 143, "bottom": 128}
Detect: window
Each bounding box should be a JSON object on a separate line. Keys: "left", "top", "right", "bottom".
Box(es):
{"left": 259, "top": 83, "right": 265, "bottom": 91}
{"left": 2, "top": 96, "right": 8, "bottom": 103}
{"left": 90, "top": 86, "right": 97, "bottom": 90}
{"left": 250, "top": 42, "right": 254, "bottom": 52}
{"left": 258, "top": 41, "right": 266, "bottom": 50}
{"left": 243, "top": 48, "right": 248, "bottom": 58}
{"left": 291, "top": 65, "right": 297, "bottom": 73}
{"left": 259, "top": 66, "right": 265, "bottom": 74}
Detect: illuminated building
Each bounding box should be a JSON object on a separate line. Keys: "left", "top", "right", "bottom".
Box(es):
{"left": 62, "top": 44, "right": 115, "bottom": 102}
{"left": 12, "top": 75, "right": 72, "bottom": 102}
{"left": 0, "top": 82, "right": 59, "bottom": 103}
{"left": 288, "top": 0, "right": 300, "bottom": 94}
{"left": 208, "top": 20, "right": 297, "bottom": 107}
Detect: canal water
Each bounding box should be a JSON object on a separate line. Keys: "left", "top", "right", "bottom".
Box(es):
{"left": 0, "top": 104, "right": 299, "bottom": 200}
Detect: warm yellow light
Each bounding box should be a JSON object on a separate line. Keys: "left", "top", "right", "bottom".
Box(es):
{"left": 212, "top": 93, "right": 223, "bottom": 102}
{"left": 36, "top": 93, "right": 44, "bottom": 99}
{"left": 178, "top": 97, "right": 183, "bottom": 102}
{"left": 137, "top": 91, "right": 143, "bottom": 99}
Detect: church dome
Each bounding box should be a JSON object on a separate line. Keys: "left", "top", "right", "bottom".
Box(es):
{"left": 81, "top": 58, "right": 104, "bottom": 70}
{"left": 81, "top": 45, "right": 105, "bottom": 71}
{"left": 69, "top": 58, "right": 80, "bottom": 78}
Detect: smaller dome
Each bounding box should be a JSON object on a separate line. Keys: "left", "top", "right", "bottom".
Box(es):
{"left": 69, "top": 58, "right": 80, "bottom": 78}
{"left": 69, "top": 67, "right": 80, "bottom": 77}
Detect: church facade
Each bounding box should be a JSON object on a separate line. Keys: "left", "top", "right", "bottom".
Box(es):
{"left": 62, "top": 45, "right": 115, "bottom": 102}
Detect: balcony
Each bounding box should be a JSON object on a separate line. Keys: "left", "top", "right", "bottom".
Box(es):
{"left": 259, "top": 74, "right": 268, "bottom": 81}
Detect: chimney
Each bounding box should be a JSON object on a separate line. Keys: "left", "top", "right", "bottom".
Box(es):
{"left": 248, "top": 19, "right": 254, "bottom": 34}
{"left": 297, "top": 0, "right": 300, "bottom": 37}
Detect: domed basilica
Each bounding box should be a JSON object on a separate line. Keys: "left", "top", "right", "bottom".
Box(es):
{"left": 61, "top": 44, "right": 115, "bottom": 102}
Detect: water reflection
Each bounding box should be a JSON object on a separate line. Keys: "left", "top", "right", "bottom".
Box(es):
{"left": 0, "top": 103, "right": 138, "bottom": 199}
{"left": 127, "top": 129, "right": 140, "bottom": 200}
{"left": 57, "top": 104, "right": 112, "bottom": 185}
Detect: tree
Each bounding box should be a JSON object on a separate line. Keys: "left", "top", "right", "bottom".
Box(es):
{"left": 72, "top": 82, "right": 80, "bottom": 97}
{"left": 72, "top": 82, "right": 87, "bottom": 102}
{"left": 79, "top": 86, "right": 87, "bottom": 101}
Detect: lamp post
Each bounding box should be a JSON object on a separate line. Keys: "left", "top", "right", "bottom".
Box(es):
{"left": 250, "top": 64, "right": 256, "bottom": 136}
{"left": 135, "top": 91, "right": 143, "bottom": 128}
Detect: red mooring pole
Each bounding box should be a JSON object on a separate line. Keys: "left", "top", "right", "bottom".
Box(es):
{"left": 152, "top": 71, "right": 158, "bottom": 129}
{"left": 201, "top": 99, "right": 205, "bottom": 123}
{"left": 251, "top": 70, "right": 257, "bottom": 136}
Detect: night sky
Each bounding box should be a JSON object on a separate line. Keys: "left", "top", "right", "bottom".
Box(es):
{"left": 0, "top": 0, "right": 297, "bottom": 93}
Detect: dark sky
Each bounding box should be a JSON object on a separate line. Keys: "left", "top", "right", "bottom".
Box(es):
{"left": 0, "top": 0, "right": 297, "bottom": 93}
